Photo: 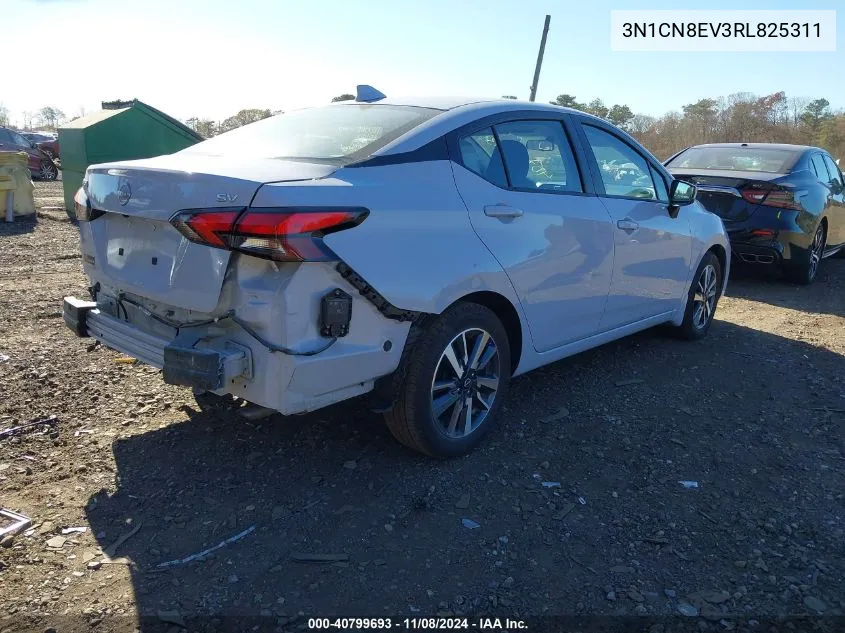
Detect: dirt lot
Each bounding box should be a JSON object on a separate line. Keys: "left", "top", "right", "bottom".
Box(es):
{"left": 1, "top": 181, "right": 844, "bottom": 632}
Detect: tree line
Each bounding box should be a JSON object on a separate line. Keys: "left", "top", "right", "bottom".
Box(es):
{"left": 0, "top": 105, "right": 68, "bottom": 131}
{"left": 188, "top": 92, "right": 844, "bottom": 163}
{"left": 185, "top": 108, "right": 279, "bottom": 138}
{"left": 551, "top": 92, "right": 844, "bottom": 161}
{"left": 183, "top": 96, "right": 361, "bottom": 137}
{"left": 6, "top": 93, "right": 842, "bottom": 163}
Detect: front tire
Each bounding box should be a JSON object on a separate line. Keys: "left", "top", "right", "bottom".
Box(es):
{"left": 674, "top": 251, "right": 722, "bottom": 341}
{"left": 384, "top": 303, "right": 510, "bottom": 457}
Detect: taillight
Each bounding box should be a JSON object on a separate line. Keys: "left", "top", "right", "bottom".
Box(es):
{"left": 740, "top": 184, "right": 801, "bottom": 210}
{"left": 170, "top": 207, "right": 368, "bottom": 262}
{"left": 73, "top": 186, "right": 105, "bottom": 221}
{"left": 74, "top": 187, "right": 91, "bottom": 220}
{"left": 171, "top": 209, "right": 242, "bottom": 248}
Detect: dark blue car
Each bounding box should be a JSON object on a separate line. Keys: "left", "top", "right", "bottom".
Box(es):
{"left": 666, "top": 143, "right": 845, "bottom": 284}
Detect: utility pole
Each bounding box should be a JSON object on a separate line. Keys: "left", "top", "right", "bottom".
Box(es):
{"left": 528, "top": 15, "right": 551, "bottom": 102}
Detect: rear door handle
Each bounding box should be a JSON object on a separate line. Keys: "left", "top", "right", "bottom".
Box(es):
{"left": 617, "top": 218, "right": 639, "bottom": 232}
{"left": 484, "top": 204, "right": 524, "bottom": 219}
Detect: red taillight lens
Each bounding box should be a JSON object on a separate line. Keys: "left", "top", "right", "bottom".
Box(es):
{"left": 740, "top": 185, "right": 801, "bottom": 210}
{"left": 172, "top": 209, "right": 242, "bottom": 248}
{"left": 170, "top": 208, "right": 368, "bottom": 262}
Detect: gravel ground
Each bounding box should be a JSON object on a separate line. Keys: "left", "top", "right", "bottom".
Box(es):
{"left": 1, "top": 181, "right": 844, "bottom": 632}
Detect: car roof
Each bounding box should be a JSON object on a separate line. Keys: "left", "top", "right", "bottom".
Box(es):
{"left": 686, "top": 143, "right": 818, "bottom": 153}
{"left": 333, "top": 95, "right": 490, "bottom": 110}
{"left": 351, "top": 97, "right": 602, "bottom": 155}
{"left": 338, "top": 95, "right": 588, "bottom": 116}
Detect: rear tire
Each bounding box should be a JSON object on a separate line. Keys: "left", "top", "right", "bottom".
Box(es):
{"left": 384, "top": 303, "right": 510, "bottom": 457}
{"left": 673, "top": 251, "right": 722, "bottom": 341}
{"left": 785, "top": 222, "right": 825, "bottom": 285}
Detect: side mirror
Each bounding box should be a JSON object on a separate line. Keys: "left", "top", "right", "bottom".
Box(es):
{"left": 670, "top": 178, "right": 696, "bottom": 204}
{"left": 668, "top": 179, "right": 696, "bottom": 218}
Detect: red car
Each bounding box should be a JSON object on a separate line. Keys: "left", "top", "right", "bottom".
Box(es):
{"left": 0, "top": 127, "right": 59, "bottom": 180}
{"left": 22, "top": 132, "right": 60, "bottom": 160}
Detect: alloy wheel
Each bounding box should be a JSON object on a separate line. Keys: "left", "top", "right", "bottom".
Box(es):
{"left": 40, "top": 163, "right": 57, "bottom": 181}
{"left": 692, "top": 264, "right": 717, "bottom": 329}
{"left": 430, "top": 328, "right": 500, "bottom": 438}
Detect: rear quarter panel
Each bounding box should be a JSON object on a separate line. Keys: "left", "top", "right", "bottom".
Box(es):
{"left": 251, "top": 160, "right": 534, "bottom": 370}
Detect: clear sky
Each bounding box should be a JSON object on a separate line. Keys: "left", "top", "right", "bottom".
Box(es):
{"left": 3, "top": 0, "right": 843, "bottom": 127}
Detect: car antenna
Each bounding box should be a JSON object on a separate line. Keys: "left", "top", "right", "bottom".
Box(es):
{"left": 355, "top": 85, "right": 386, "bottom": 103}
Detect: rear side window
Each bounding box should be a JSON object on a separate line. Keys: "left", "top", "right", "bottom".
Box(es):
{"left": 823, "top": 155, "right": 843, "bottom": 186}
{"left": 493, "top": 120, "right": 581, "bottom": 193}
{"left": 458, "top": 128, "right": 507, "bottom": 188}
{"left": 810, "top": 154, "right": 830, "bottom": 181}
{"left": 184, "top": 104, "right": 441, "bottom": 164}
{"left": 0, "top": 129, "right": 13, "bottom": 143}
{"left": 667, "top": 147, "right": 799, "bottom": 173}
{"left": 582, "top": 125, "right": 657, "bottom": 200}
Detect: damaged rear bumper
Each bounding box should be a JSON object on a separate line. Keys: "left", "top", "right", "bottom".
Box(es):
{"left": 62, "top": 296, "right": 252, "bottom": 391}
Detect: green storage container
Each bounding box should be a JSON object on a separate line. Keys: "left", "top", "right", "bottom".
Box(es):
{"left": 58, "top": 99, "right": 203, "bottom": 213}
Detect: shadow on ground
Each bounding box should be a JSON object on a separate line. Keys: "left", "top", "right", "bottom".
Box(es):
{"left": 0, "top": 215, "right": 37, "bottom": 236}
{"left": 81, "top": 318, "right": 845, "bottom": 630}
{"left": 728, "top": 258, "right": 845, "bottom": 318}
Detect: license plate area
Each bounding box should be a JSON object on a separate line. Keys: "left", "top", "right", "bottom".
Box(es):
{"left": 88, "top": 212, "right": 232, "bottom": 313}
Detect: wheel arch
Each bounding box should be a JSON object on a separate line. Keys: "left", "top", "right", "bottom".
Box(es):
{"left": 368, "top": 289, "right": 526, "bottom": 414}
{"left": 453, "top": 290, "right": 523, "bottom": 374}
{"left": 707, "top": 243, "right": 728, "bottom": 296}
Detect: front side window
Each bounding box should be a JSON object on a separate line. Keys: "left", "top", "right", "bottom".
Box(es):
{"left": 493, "top": 120, "right": 581, "bottom": 193}
{"left": 184, "top": 104, "right": 441, "bottom": 164}
{"left": 650, "top": 165, "right": 669, "bottom": 202}
{"left": 458, "top": 127, "right": 506, "bottom": 188}
{"left": 0, "top": 129, "right": 14, "bottom": 143}
{"left": 582, "top": 125, "right": 656, "bottom": 200}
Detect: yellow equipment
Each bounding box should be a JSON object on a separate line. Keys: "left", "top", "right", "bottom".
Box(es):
{"left": 0, "top": 152, "right": 35, "bottom": 221}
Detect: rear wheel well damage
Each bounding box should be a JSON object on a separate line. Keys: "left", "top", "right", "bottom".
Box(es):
{"left": 369, "top": 291, "right": 522, "bottom": 413}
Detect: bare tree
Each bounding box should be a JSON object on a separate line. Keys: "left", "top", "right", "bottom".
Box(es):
{"left": 37, "top": 106, "right": 66, "bottom": 130}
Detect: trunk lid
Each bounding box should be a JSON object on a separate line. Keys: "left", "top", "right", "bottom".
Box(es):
{"left": 668, "top": 168, "right": 784, "bottom": 222}
{"left": 84, "top": 154, "right": 337, "bottom": 312}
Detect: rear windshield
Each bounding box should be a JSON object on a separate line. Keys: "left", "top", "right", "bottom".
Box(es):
{"left": 667, "top": 147, "right": 800, "bottom": 173}
{"left": 183, "top": 104, "right": 441, "bottom": 164}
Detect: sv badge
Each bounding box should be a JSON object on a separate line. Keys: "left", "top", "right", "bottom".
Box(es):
{"left": 216, "top": 193, "right": 238, "bottom": 203}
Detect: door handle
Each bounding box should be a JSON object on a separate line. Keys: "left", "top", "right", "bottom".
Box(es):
{"left": 484, "top": 204, "right": 524, "bottom": 219}
{"left": 616, "top": 218, "right": 639, "bottom": 232}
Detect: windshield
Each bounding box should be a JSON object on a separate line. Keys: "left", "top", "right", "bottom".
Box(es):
{"left": 183, "top": 104, "right": 441, "bottom": 163}
{"left": 667, "top": 147, "right": 800, "bottom": 173}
